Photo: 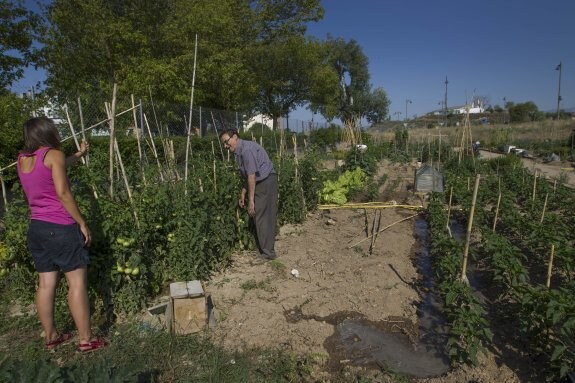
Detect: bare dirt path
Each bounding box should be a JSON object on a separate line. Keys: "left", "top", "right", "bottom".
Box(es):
{"left": 205, "top": 160, "right": 522, "bottom": 382}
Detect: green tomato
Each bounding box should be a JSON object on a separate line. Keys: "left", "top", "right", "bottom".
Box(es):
{"left": 116, "top": 264, "right": 124, "bottom": 273}
{"left": 124, "top": 268, "right": 133, "bottom": 274}
{"left": 116, "top": 237, "right": 125, "bottom": 245}
{"left": 0, "top": 268, "right": 6, "bottom": 277}
{"left": 131, "top": 267, "right": 140, "bottom": 276}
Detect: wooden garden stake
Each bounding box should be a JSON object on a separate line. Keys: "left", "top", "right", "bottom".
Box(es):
{"left": 0, "top": 171, "right": 7, "bottom": 212}
{"left": 492, "top": 192, "right": 501, "bottom": 233}
{"left": 553, "top": 179, "right": 557, "bottom": 193}
{"left": 108, "top": 84, "right": 118, "bottom": 199}
{"left": 467, "top": 177, "right": 470, "bottom": 191}
{"left": 143, "top": 114, "right": 164, "bottom": 182}
{"left": 210, "top": 112, "right": 225, "bottom": 161}
{"left": 114, "top": 138, "right": 140, "bottom": 228}
{"left": 77, "top": 97, "right": 88, "bottom": 166}
{"left": 184, "top": 34, "right": 198, "bottom": 196}
{"left": 546, "top": 244, "right": 555, "bottom": 289}
{"left": 213, "top": 160, "right": 217, "bottom": 192}
{"left": 198, "top": 178, "right": 203, "bottom": 193}
{"left": 532, "top": 171, "right": 537, "bottom": 202}
{"left": 131, "top": 94, "right": 146, "bottom": 185}
{"left": 540, "top": 193, "right": 549, "bottom": 224}
{"left": 348, "top": 213, "right": 420, "bottom": 248}
{"left": 446, "top": 185, "right": 453, "bottom": 237}
{"left": 64, "top": 104, "right": 86, "bottom": 166}
{"left": 461, "top": 174, "right": 481, "bottom": 285}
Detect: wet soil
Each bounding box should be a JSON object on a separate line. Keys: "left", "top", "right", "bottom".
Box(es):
{"left": 205, "top": 159, "right": 524, "bottom": 382}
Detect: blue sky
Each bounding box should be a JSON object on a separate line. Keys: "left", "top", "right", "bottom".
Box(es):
{"left": 11, "top": 0, "right": 575, "bottom": 122}
{"left": 293, "top": 0, "right": 575, "bottom": 121}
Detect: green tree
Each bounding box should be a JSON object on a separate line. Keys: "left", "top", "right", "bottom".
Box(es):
{"left": 309, "top": 37, "right": 389, "bottom": 126}
{"left": 36, "top": 0, "right": 325, "bottom": 114}
{"left": 0, "top": 93, "right": 33, "bottom": 182}
{"left": 507, "top": 101, "right": 541, "bottom": 123}
{"left": 250, "top": 35, "right": 335, "bottom": 128}
{"left": 0, "top": 0, "right": 40, "bottom": 91}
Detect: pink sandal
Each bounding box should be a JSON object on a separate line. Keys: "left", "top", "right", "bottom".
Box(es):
{"left": 45, "top": 332, "right": 74, "bottom": 350}
{"left": 77, "top": 338, "right": 107, "bottom": 353}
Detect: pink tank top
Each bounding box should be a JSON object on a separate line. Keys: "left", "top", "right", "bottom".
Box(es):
{"left": 17, "top": 147, "right": 75, "bottom": 225}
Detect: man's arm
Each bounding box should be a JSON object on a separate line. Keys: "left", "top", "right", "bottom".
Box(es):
{"left": 246, "top": 174, "right": 256, "bottom": 217}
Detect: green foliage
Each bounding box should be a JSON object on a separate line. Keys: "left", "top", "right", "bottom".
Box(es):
{"left": 0, "top": 0, "right": 40, "bottom": 90}
{"left": 507, "top": 101, "right": 542, "bottom": 123}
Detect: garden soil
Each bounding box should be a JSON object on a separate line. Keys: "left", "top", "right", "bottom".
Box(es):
{"left": 204, "top": 160, "right": 524, "bottom": 383}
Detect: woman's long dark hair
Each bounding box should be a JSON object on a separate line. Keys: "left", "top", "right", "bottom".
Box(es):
{"left": 22, "top": 117, "right": 61, "bottom": 153}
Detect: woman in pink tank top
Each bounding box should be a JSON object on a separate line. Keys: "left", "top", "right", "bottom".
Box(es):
{"left": 17, "top": 117, "right": 105, "bottom": 352}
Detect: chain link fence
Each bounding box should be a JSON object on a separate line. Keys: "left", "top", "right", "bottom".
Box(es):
{"left": 43, "top": 97, "right": 333, "bottom": 143}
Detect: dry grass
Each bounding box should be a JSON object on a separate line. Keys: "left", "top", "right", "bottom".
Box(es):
{"left": 372, "top": 119, "right": 575, "bottom": 150}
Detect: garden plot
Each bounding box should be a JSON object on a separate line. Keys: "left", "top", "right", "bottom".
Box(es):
{"left": 205, "top": 160, "right": 521, "bottom": 382}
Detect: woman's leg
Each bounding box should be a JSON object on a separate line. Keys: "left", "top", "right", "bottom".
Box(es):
{"left": 37, "top": 271, "right": 60, "bottom": 343}
{"left": 64, "top": 266, "right": 91, "bottom": 342}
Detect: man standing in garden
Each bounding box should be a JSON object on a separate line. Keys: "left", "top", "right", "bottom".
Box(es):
{"left": 219, "top": 129, "right": 278, "bottom": 260}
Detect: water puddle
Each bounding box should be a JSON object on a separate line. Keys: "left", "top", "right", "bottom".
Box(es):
{"left": 283, "top": 217, "right": 450, "bottom": 377}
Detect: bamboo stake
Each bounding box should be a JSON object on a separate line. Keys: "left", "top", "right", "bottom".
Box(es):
{"left": 446, "top": 185, "right": 453, "bottom": 237}
{"left": 0, "top": 171, "right": 7, "bottom": 212}
{"left": 492, "top": 192, "right": 501, "bottom": 233}
{"left": 348, "top": 213, "right": 420, "bottom": 248}
{"left": 77, "top": 97, "right": 88, "bottom": 166}
{"left": 143, "top": 114, "right": 164, "bottom": 182}
{"left": 198, "top": 178, "right": 203, "bottom": 193}
{"left": 553, "top": 179, "right": 557, "bottom": 193}
{"left": 213, "top": 160, "right": 217, "bottom": 192}
{"left": 113, "top": 138, "right": 140, "bottom": 228}
{"left": 540, "top": 193, "right": 549, "bottom": 224}
{"left": 210, "top": 112, "right": 225, "bottom": 161}
{"left": 64, "top": 105, "right": 86, "bottom": 166}
{"left": 461, "top": 174, "right": 481, "bottom": 285}
{"left": 108, "top": 84, "right": 118, "bottom": 199}
{"left": 546, "top": 244, "right": 555, "bottom": 289}
{"left": 184, "top": 35, "right": 198, "bottom": 193}
{"left": 467, "top": 177, "right": 470, "bottom": 191}
{"left": 67, "top": 104, "right": 100, "bottom": 200}
{"left": 131, "top": 94, "right": 146, "bottom": 185}
{"left": 532, "top": 171, "right": 537, "bottom": 202}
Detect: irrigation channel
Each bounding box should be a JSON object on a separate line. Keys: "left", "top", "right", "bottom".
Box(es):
{"left": 284, "top": 217, "right": 454, "bottom": 378}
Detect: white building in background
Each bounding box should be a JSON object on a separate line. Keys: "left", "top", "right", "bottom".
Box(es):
{"left": 452, "top": 99, "right": 486, "bottom": 115}
{"left": 243, "top": 113, "right": 274, "bottom": 131}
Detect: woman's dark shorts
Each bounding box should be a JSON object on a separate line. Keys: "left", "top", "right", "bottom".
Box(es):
{"left": 27, "top": 220, "right": 90, "bottom": 273}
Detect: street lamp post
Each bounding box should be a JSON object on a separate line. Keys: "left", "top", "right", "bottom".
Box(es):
{"left": 556, "top": 62, "right": 562, "bottom": 120}
{"left": 405, "top": 99, "right": 412, "bottom": 122}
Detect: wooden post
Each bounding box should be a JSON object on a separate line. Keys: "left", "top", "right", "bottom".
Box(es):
{"left": 108, "top": 84, "right": 118, "bottom": 198}
{"left": 131, "top": 95, "right": 146, "bottom": 185}
{"left": 461, "top": 174, "right": 480, "bottom": 285}
{"left": 64, "top": 104, "right": 86, "bottom": 166}
{"left": 144, "top": 113, "right": 165, "bottom": 182}
{"left": 446, "top": 185, "right": 453, "bottom": 237}
{"left": 114, "top": 138, "right": 140, "bottom": 228}
{"left": 0, "top": 171, "right": 7, "bottom": 212}
{"left": 546, "top": 244, "right": 555, "bottom": 289}
{"left": 532, "top": 171, "right": 537, "bottom": 202}
{"left": 492, "top": 192, "right": 501, "bottom": 233}
{"left": 184, "top": 34, "right": 198, "bottom": 196}
{"left": 540, "top": 193, "right": 549, "bottom": 224}
{"left": 77, "top": 97, "right": 88, "bottom": 166}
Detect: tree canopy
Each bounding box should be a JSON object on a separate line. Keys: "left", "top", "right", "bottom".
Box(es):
{"left": 0, "top": 0, "right": 40, "bottom": 92}
{"left": 8, "top": 0, "right": 391, "bottom": 128}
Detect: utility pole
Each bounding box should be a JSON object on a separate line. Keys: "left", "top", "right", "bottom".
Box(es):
{"left": 405, "top": 99, "right": 412, "bottom": 122}
{"left": 556, "top": 62, "right": 562, "bottom": 120}
{"left": 444, "top": 76, "right": 449, "bottom": 126}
